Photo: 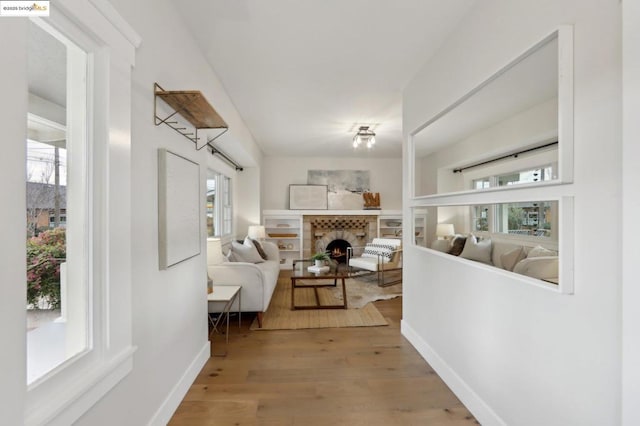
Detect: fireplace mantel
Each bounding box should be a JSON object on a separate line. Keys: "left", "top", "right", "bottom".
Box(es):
{"left": 262, "top": 209, "right": 401, "bottom": 216}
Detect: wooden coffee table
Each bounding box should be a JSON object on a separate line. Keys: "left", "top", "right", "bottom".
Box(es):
{"left": 290, "top": 260, "right": 349, "bottom": 310}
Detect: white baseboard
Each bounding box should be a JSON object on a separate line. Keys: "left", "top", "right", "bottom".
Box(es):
{"left": 401, "top": 320, "right": 506, "bottom": 426}
{"left": 147, "top": 341, "right": 210, "bottom": 426}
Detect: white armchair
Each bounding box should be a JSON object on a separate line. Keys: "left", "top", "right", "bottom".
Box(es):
{"left": 347, "top": 238, "right": 402, "bottom": 286}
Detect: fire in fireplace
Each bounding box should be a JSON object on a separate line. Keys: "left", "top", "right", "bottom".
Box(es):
{"left": 326, "top": 239, "right": 351, "bottom": 264}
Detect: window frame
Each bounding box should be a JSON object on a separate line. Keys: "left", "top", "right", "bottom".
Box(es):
{"left": 407, "top": 26, "right": 575, "bottom": 295}
{"left": 23, "top": 4, "right": 139, "bottom": 424}
{"left": 207, "top": 169, "right": 233, "bottom": 241}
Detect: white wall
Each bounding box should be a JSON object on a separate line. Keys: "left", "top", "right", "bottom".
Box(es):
{"left": 622, "top": 1, "right": 640, "bottom": 424}
{"left": 69, "top": 0, "right": 262, "bottom": 424}
{"left": 236, "top": 166, "right": 262, "bottom": 234}
{"left": 403, "top": 1, "right": 621, "bottom": 425}
{"left": 0, "top": 18, "right": 27, "bottom": 426}
{"left": 262, "top": 156, "right": 402, "bottom": 211}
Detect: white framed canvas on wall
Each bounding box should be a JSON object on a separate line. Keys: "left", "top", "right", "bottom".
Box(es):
{"left": 289, "top": 184, "right": 328, "bottom": 210}
{"left": 158, "top": 149, "right": 201, "bottom": 269}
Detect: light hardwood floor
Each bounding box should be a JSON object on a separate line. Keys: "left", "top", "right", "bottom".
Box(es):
{"left": 170, "top": 273, "right": 477, "bottom": 425}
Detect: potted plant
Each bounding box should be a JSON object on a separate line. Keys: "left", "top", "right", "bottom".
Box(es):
{"left": 311, "top": 251, "right": 330, "bottom": 267}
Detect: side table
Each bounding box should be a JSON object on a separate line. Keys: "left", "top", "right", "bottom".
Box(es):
{"left": 207, "top": 285, "right": 241, "bottom": 356}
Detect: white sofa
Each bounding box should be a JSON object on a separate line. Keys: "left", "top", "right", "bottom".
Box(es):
{"left": 207, "top": 240, "right": 280, "bottom": 327}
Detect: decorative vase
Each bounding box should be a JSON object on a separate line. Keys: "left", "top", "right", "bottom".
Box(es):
{"left": 315, "top": 259, "right": 324, "bottom": 267}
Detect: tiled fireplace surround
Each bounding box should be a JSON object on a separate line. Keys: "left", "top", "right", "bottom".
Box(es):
{"left": 302, "top": 215, "right": 378, "bottom": 259}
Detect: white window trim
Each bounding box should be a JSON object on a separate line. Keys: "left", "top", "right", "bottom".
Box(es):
{"left": 207, "top": 170, "right": 233, "bottom": 243}
{"left": 24, "top": 1, "right": 140, "bottom": 424}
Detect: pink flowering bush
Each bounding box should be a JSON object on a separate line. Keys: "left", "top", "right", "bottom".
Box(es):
{"left": 26, "top": 228, "right": 65, "bottom": 309}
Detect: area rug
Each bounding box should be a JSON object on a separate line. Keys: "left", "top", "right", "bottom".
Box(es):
{"left": 249, "top": 274, "right": 402, "bottom": 331}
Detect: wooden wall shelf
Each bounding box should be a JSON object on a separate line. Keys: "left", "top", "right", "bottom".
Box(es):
{"left": 156, "top": 90, "right": 227, "bottom": 129}
{"left": 154, "top": 83, "right": 242, "bottom": 170}
{"left": 154, "top": 82, "right": 229, "bottom": 150}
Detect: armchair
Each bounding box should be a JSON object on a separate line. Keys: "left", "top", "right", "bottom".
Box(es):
{"left": 347, "top": 238, "right": 402, "bottom": 286}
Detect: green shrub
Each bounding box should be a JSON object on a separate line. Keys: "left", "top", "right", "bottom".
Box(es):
{"left": 26, "top": 228, "right": 66, "bottom": 309}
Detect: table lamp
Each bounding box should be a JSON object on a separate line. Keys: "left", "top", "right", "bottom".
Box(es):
{"left": 207, "top": 238, "right": 224, "bottom": 265}
{"left": 436, "top": 223, "right": 455, "bottom": 240}
{"left": 248, "top": 225, "right": 266, "bottom": 241}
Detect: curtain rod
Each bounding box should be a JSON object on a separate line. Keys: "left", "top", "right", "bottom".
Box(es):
{"left": 452, "top": 141, "right": 558, "bottom": 174}
{"left": 207, "top": 140, "right": 243, "bottom": 171}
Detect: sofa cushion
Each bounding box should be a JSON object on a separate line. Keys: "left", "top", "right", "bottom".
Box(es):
{"left": 459, "top": 235, "right": 492, "bottom": 264}
{"left": 513, "top": 256, "right": 558, "bottom": 279}
{"left": 245, "top": 237, "right": 268, "bottom": 260}
{"left": 349, "top": 256, "right": 380, "bottom": 272}
{"left": 500, "top": 246, "right": 527, "bottom": 271}
{"left": 231, "top": 240, "right": 264, "bottom": 263}
{"left": 527, "top": 245, "right": 557, "bottom": 258}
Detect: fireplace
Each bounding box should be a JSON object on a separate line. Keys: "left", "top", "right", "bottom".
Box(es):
{"left": 302, "top": 215, "right": 378, "bottom": 259}
{"left": 326, "top": 239, "right": 351, "bottom": 264}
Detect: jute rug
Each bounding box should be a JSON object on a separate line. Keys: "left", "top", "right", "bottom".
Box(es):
{"left": 250, "top": 272, "right": 402, "bottom": 331}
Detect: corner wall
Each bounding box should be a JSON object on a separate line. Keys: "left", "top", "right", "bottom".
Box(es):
{"left": 402, "top": 1, "right": 621, "bottom": 425}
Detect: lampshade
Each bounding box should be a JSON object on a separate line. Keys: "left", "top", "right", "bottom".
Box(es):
{"left": 206, "top": 238, "right": 224, "bottom": 265}
{"left": 247, "top": 225, "right": 266, "bottom": 240}
{"left": 436, "top": 223, "right": 455, "bottom": 238}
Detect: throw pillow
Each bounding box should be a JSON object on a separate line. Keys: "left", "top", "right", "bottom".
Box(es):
{"left": 527, "top": 245, "right": 557, "bottom": 258}
{"left": 459, "top": 235, "right": 493, "bottom": 264}
{"left": 448, "top": 236, "right": 467, "bottom": 256}
{"left": 500, "top": 246, "right": 527, "bottom": 271}
{"left": 231, "top": 240, "right": 264, "bottom": 263}
{"left": 225, "top": 249, "right": 237, "bottom": 262}
{"left": 362, "top": 243, "right": 396, "bottom": 262}
{"left": 244, "top": 237, "right": 268, "bottom": 260}
{"left": 513, "top": 256, "right": 558, "bottom": 279}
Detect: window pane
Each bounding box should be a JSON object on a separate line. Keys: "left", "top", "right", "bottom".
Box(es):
{"left": 496, "top": 201, "right": 554, "bottom": 238}
{"left": 497, "top": 165, "right": 554, "bottom": 187}
{"left": 206, "top": 175, "right": 216, "bottom": 237}
{"left": 472, "top": 205, "right": 490, "bottom": 231}
{"left": 472, "top": 177, "right": 490, "bottom": 190}
{"left": 26, "top": 22, "right": 88, "bottom": 384}
{"left": 207, "top": 171, "right": 232, "bottom": 238}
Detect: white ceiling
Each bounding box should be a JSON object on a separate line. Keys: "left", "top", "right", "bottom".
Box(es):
{"left": 28, "top": 22, "right": 66, "bottom": 108}
{"left": 174, "top": 0, "right": 478, "bottom": 158}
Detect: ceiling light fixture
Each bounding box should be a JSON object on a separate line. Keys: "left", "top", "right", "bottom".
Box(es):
{"left": 352, "top": 126, "right": 376, "bottom": 149}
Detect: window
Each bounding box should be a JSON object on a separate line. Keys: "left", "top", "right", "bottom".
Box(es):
{"left": 468, "top": 202, "right": 556, "bottom": 240}
{"left": 496, "top": 202, "right": 554, "bottom": 237}
{"left": 26, "top": 22, "right": 88, "bottom": 385}
{"left": 19, "top": 6, "right": 138, "bottom": 423}
{"left": 472, "top": 205, "right": 490, "bottom": 232}
{"left": 472, "top": 165, "right": 555, "bottom": 191}
{"left": 207, "top": 170, "right": 232, "bottom": 238}
{"left": 470, "top": 167, "right": 556, "bottom": 239}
